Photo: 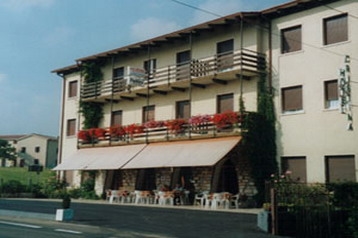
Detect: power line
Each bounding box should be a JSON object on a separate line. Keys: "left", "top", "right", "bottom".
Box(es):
{"left": 170, "top": 0, "right": 223, "bottom": 18}
{"left": 169, "top": 0, "right": 358, "bottom": 62}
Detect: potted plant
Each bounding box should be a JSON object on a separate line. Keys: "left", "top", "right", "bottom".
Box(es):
{"left": 109, "top": 125, "right": 126, "bottom": 140}
{"left": 212, "top": 111, "right": 238, "bottom": 129}
{"left": 77, "top": 130, "right": 90, "bottom": 143}
{"left": 189, "top": 114, "right": 212, "bottom": 133}
{"left": 55, "top": 192, "right": 74, "bottom": 221}
{"left": 165, "top": 119, "right": 187, "bottom": 135}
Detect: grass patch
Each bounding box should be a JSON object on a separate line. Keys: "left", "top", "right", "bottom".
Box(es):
{"left": 0, "top": 167, "right": 54, "bottom": 186}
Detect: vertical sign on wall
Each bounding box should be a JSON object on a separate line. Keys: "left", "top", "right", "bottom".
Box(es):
{"left": 339, "top": 55, "right": 353, "bottom": 130}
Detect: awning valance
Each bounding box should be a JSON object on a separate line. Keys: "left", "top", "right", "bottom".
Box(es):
{"left": 53, "top": 144, "right": 146, "bottom": 171}
{"left": 122, "top": 137, "right": 241, "bottom": 169}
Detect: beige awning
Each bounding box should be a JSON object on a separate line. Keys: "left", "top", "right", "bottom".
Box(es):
{"left": 53, "top": 144, "right": 146, "bottom": 171}
{"left": 122, "top": 137, "right": 241, "bottom": 169}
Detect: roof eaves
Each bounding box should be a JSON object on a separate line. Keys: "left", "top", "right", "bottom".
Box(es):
{"left": 76, "top": 11, "right": 260, "bottom": 63}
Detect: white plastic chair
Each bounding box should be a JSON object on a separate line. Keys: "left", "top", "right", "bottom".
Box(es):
{"left": 230, "top": 194, "right": 240, "bottom": 209}
{"left": 194, "top": 191, "right": 207, "bottom": 207}
{"left": 158, "top": 191, "right": 174, "bottom": 206}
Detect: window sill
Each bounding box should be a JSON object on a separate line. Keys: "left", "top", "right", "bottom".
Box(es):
{"left": 281, "top": 110, "right": 305, "bottom": 116}
{"left": 280, "top": 49, "right": 304, "bottom": 57}
{"left": 323, "top": 107, "right": 339, "bottom": 112}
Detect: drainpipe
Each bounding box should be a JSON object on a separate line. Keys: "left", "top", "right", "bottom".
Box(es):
{"left": 239, "top": 14, "right": 244, "bottom": 115}
{"left": 145, "top": 44, "right": 151, "bottom": 144}
{"left": 268, "top": 21, "right": 273, "bottom": 94}
{"left": 56, "top": 72, "right": 66, "bottom": 182}
{"left": 110, "top": 56, "right": 115, "bottom": 146}
{"left": 189, "top": 31, "right": 193, "bottom": 139}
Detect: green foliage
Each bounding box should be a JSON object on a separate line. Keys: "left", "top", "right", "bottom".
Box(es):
{"left": 242, "top": 112, "right": 278, "bottom": 206}
{"left": 80, "top": 62, "right": 104, "bottom": 129}
{"left": 81, "top": 61, "right": 103, "bottom": 84}
{"left": 327, "top": 182, "right": 358, "bottom": 208}
{"left": 67, "top": 178, "right": 99, "bottom": 200}
{"left": 0, "top": 139, "right": 17, "bottom": 161}
{"left": 242, "top": 72, "right": 277, "bottom": 206}
{"left": 0, "top": 180, "right": 25, "bottom": 193}
{"left": 327, "top": 182, "right": 358, "bottom": 237}
{"left": 80, "top": 101, "right": 104, "bottom": 129}
{"left": 41, "top": 173, "right": 67, "bottom": 198}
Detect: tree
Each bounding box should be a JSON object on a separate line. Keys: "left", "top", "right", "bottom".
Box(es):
{"left": 0, "top": 139, "right": 17, "bottom": 166}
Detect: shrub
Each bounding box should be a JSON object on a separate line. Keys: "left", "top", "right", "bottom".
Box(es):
{"left": 1, "top": 180, "right": 25, "bottom": 194}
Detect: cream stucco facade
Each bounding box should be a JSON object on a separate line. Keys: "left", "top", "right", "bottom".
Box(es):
{"left": 53, "top": 0, "right": 357, "bottom": 198}
{"left": 269, "top": 0, "right": 358, "bottom": 183}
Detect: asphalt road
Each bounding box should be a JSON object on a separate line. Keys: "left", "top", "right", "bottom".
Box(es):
{"left": 0, "top": 199, "right": 279, "bottom": 238}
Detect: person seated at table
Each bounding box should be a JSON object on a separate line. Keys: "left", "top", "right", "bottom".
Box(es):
{"left": 173, "top": 183, "right": 183, "bottom": 205}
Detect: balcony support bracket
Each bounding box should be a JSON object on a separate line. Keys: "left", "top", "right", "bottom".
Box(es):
{"left": 212, "top": 78, "right": 227, "bottom": 85}
{"left": 191, "top": 83, "right": 206, "bottom": 89}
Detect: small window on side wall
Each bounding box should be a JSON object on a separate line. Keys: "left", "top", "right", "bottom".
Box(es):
{"left": 67, "top": 119, "right": 76, "bottom": 136}
{"left": 323, "top": 14, "right": 348, "bottom": 45}
{"left": 281, "top": 86, "right": 303, "bottom": 113}
{"left": 142, "top": 105, "right": 155, "bottom": 123}
{"left": 176, "top": 100, "right": 190, "bottom": 120}
{"left": 325, "top": 155, "right": 356, "bottom": 183}
{"left": 281, "top": 157, "right": 307, "bottom": 183}
{"left": 68, "top": 81, "right": 78, "bottom": 98}
{"left": 111, "top": 110, "right": 123, "bottom": 126}
{"left": 217, "top": 93, "right": 234, "bottom": 113}
{"left": 281, "top": 25, "right": 302, "bottom": 54}
{"left": 324, "top": 80, "right": 339, "bottom": 109}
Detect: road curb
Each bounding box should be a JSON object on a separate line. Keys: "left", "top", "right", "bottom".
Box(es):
{"left": 0, "top": 209, "right": 55, "bottom": 220}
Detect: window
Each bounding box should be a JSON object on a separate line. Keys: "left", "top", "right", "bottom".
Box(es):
{"left": 217, "top": 93, "right": 234, "bottom": 113}
{"left": 20, "top": 147, "right": 26, "bottom": 153}
{"left": 143, "top": 105, "right": 155, "bottom": 123}
{"left": 281, "top": 86, "right": 303, "bottom": 113}
{"left": 144, "top": 59, "right": 157, "bottom": 77}
{"left": 176, "top": 100, "right": 190, "bottom": 119}
{"left": 67, "top": 119, "right": 76, "bottom": 136}
{"left": 324, "top": 80, "right": 339, "bottom": 109}
{"left": 217, "top": 39, "right": 234, "bottom": 71}
{"left": 176, "top": 50, "right": 191, "bottom": 81}
{"left": 68, "top": 81, "right": 78, "bottom": 98}
{"left": 282, "top": 157, "right": 307, "bottom": 182}
{"left": 111, "top": 110, "right": 123, "bottom": 126}
{"left": 326, "top": 155, "right": 356, "bottom": 182}
{"left": 281, "top": 25, "right": 302, "bottom": 54}
{"left": 113, "top": 67, "right": 124, "bottom": 80}
{"left": 35, "top": 146, "right": 40, "bottom": 153}
{"left": 324, "top": 14, "right": 348, "bottom": 45}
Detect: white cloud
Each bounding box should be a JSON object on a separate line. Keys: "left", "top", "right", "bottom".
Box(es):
{"left": 130, "top": 17, "right": 181, "bottom": 42}
{"left": 190, "top": 0, "right": 244, "bottom": 25}
{"left": 1, "top": 0, "right": 55, "bottom": 11}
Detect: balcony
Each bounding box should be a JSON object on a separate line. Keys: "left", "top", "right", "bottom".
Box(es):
{"left": 81, "top": 49, "right": 266, "bottom": 102}
{"left": 77, "top": 111, "right": 244, "bottom": 148}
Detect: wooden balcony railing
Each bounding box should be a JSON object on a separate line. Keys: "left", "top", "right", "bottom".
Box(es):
{"left": 81, "top": 49, "right": 266, "bottom": 100}
{"left": 77, "top": 111, "right": 244, "bottom": 148}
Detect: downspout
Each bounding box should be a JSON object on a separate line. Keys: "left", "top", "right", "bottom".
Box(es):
{"left": 109, "top": 56, "right": 115, "bottom": 146}
{"left": 239, "top": 13, "right": 244, "bottom": 115}
{"left": 56, "top": 72, "right": 66, "bottom": 181}
{"left": 268, "top": 21, "right": 273, "bottom": 93}
{"left": 76, "top": 60, "right": 83, "bottom": 149}
{"left": 189, "top": 31, "right": 193, "bottom": 139}
{"left": 145, "top": 44, "right": 151, "bottom": 144}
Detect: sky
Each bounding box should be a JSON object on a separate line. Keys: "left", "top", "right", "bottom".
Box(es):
{"left": 0, "top": 0, "right": 289, "bottom": 137}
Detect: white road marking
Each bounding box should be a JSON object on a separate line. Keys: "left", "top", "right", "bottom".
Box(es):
{"left": 54, "top": 228, "right": 83, "bottom": 234}
{"left": 0, "top": 220, "right": 42, "bottom": 229}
